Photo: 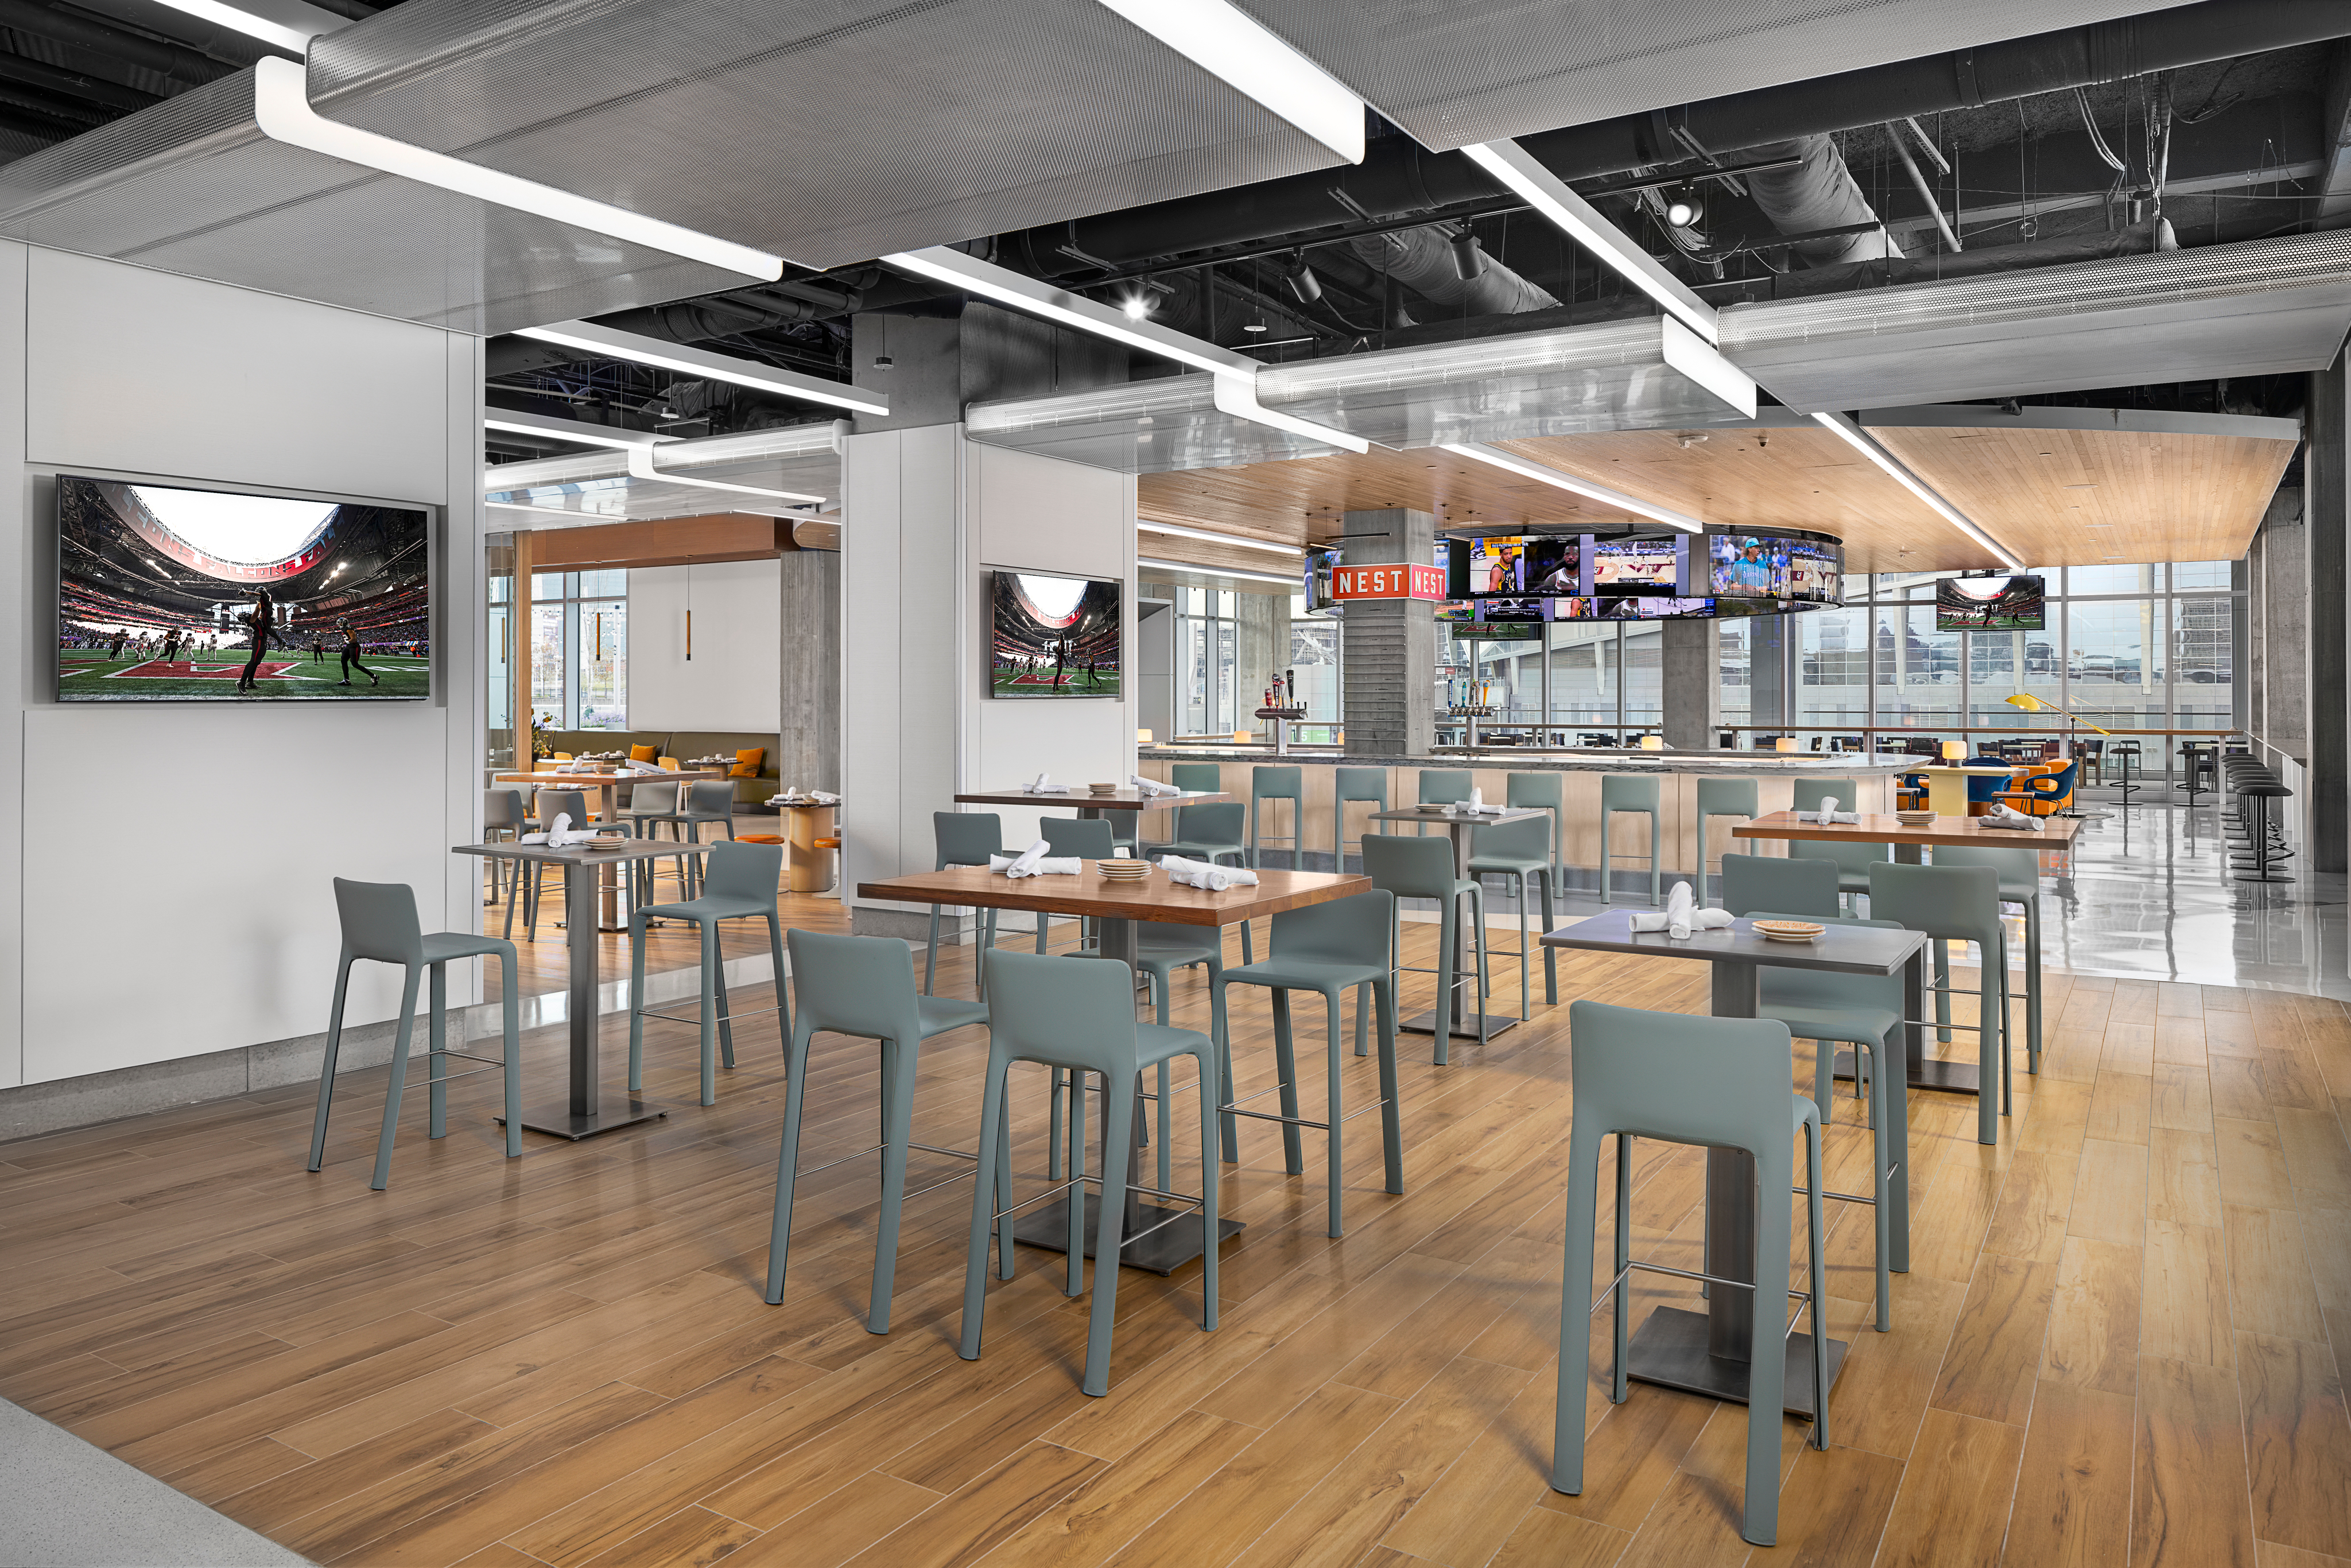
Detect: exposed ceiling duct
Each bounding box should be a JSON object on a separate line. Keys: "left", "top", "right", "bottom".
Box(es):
{"left": 1739, "top": 138, "right": 1904, "bottom": 266}
{"left": 1343, "top": 224, "right": 1557, "bottom": 320}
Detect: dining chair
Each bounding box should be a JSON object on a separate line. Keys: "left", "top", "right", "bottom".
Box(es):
{"left": 1868, "top": 862, "right": 2008, "bottom": 1146}
{"left": 307, "top": 879, "right": 522, "bottom": 1191}
{"left": 926, "top": 812, "right": 1003, "bottom": 998}
{"left": 1693, "top": 778, "right": 1759, "bottom": 906}
{"left": 626, "top": 840, "right": 789, "bottom": 1105}
{"left": 1361, "top": 833, "right": 1489, "bottom": 1064}
{"left": 1332, "top": 766, "right": 1390, "bottom": 871}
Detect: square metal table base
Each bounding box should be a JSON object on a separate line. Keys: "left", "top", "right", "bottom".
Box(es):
{"left": 498, "top": 1097, "right": 669, "bottom": 1142}
{"left": 1832, "top": 1048, "right": 1981, "bottom": 1095}
{"left": 1623, "top": 1306, "right": 1849, "bottom": 1417}
{"left": 1398, "top": 1010, "right": 1521, "bottom": 1039}
{"left": 1013, "top": 1194, "right": 1243, "bottom": 1275}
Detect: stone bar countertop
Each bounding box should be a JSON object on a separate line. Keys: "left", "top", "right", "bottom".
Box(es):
{"left": 1139, "top": 746, "right": 1915, "bottom": 775}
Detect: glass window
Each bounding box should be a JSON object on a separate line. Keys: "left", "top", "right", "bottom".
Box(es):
{"left": 1875, "top": 604, "right": 1961, "bottom": 751}
{"left": 1795, "top": 608, "right": 1870, "bottom": 741}
{"left": 1619, "top": 622, "right": 1663, "bottom": 736}
{"left": 1548, "top": 622, "right": 1618, "bottom": 739}
{"left": 2065, "top": 563, "right": 2159, "bottom": 597}
{"left": 1717, "top": 618, "right": 1752, "bottom": 732}
{"left": 2171, "top": 596, "right": 2236, "bottom": 730}
{"left": 1289, "top": 615, "right": 1339, "bottom": 729}
{"left": 2066, "top": 597, "right": 2163, "bottom": 729}
{"left": 1175, "top": 591, "right": 1239, "bottom": 735}
{"left": 2171, "top": 560, "right": 2233, "bottom": 591}
{"left": 578, "top": 599, "right": 626, "bottom": 729}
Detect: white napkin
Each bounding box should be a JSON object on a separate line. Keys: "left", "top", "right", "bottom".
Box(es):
{"left": 1806, "top": 809, "right": 1861, "bottom": 825}
{"left": 1131, "top": 774, "right": 1181, "bottom": 798}
{"left": 544, "top": 812, "right": 603, "bottom": 848}
{"left": 808, "top": 790, "right": 840, "bottom": 804}
{"left": 1983, "top": 804, "right": 2044, "bottom": 831}
{"left": 519, "top": 831, "right": 549, "bottom": 845}
{"left": 990, "top": 851, "right": 1082, "bottom": 877}
{"left": 623, "top": 759, "right": 666, "bottom": 774}
{"left": 1159, "top": 855, "right": 1260, "bottom": 892}
{"left": 1023, "top": 771, "right": 1071, "bottom": 795}
{"left": 1628, "top": 880, "right": 1736, "bottom": 939}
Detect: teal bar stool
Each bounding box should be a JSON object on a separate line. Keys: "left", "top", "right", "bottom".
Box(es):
{"left": 1416, "top": 769, "right": 1472, "bottom": 836}
{"left": 1506, "top": 771, "right": 1566, "bottom": 885}
{"left": 1791, "top": 777, "right": 1855, "bottom": 815}
{"left": 307, "top": 879, "right": 523, "bottom": 1191}
{"left": 1248, "top": 766, "right": 1304, "bottom": 869}
{"left": 1553, "top": 1000, "right": 1829, "bottom": 1548}
{"left": 1135, "top": 922, "right": 1231, "bottom": 1189}
{"left": 926, "top": 812, "right": 1003, "bottom": 998}
{"left": 1333, "top": 766, "right": 1390, "bottom": 870}
{"left": 1468, "top": 813, "right": 1558, "bottom": 1014}
{"left": 1361, "top": 833, "right": 1489, "bottom": 1065}
{"left": 1693, "top": 778, "right": 1759, "bottom": 907}
{"left": 1211, "top": 890, "right": 1403, "bottom": 1236}
{"left": 1151, "top": 800, "right": 1255, "bottom": 961}
{"left": 1818, "top": 838, "right": 1894, "bottom": 913}
{"left": 1869, "top": 861, "right": 2009, "bottom": 1145}
{"left": 765, "top": 930, "right": 990, "bottom": 1333}
{"left": 959, "top": 950, "right": 1220, "bottom": 1397}
{"left": 1169, "top": 761, "right": 1221, "bottom": 794}
{"left": 1599, "top": 775, "right": 1662, "bottom": 906}
{"left": 1748, "top": 910, "right": 1904, "bottom": 1332}
{"left": 1035, "top": 816, "right": 1116, "bottom": 1178}
{"left": 626, "top": 840, "right": 790, "bottom": 1106}
{"left": 1721, "top": 853, "right": 1841, "bottom": 919}
{"left": 524, "top": 787, "right": 589, "bottom": 939}
{"left": 1931, "top": 844, "right": 2043, "bottom": 1078}
{"left": 482, "top": 789, "right": 532, "bottom": 936}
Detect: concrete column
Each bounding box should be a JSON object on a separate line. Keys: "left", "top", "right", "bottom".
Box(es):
{"left": 777, "top": 548, "right": 840, "bottom": 791}
{"left": 2311, "top": 351, "right": 2348, "bottom": 872}
{"left": 1235, "top": 588, "right": 1284, "bottom": 728}
{"left": 1661, "top": 618, "right": 1721, "bottom": 750}
{"left": 1340, "top": 507, "right": 1434, "bottom": 756}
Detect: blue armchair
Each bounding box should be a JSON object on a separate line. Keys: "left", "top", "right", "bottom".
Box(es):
{"left": 2000, "top": 759, "right": 2078, "bottom": 817}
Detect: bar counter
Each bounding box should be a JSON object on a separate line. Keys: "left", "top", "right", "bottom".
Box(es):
{"left": 1136, "top": 746, "right": 1907, "bottom": 886}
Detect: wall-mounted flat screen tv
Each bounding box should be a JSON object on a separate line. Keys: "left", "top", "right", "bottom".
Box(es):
{"left": 990, "top": 570, "right": 1121, "bottom": 697}
{"left": 57, "top": 475, "right": 430, "bottom": 701}
{"left": 1587, "top": 535, "right": 1684, "bottom": 594}
{"left": 1935, "top": 574, "right": 2044, "bottom": 631}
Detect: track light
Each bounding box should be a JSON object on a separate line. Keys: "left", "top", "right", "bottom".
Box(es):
{"left": 1663, "top": 187, "right": 1704, "bottom": 228}
{"left": 1448, "top": 231, "right": 1485, "bottom": 281}
{"left": 1121, "top": 294, "right": 1151, "bottom": 320}
{"left": 1282, "top": 254, "right": 1322, "bottom": 305}
{"left": 1243, "top": 312, "right": 1269, "bottom": 334}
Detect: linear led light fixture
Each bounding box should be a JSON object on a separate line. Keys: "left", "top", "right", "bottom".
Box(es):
{"left": 882, "top": 246, "right": 1369, "bottom": 452}
{"left": 1092, "top": 1, "right": 1364, "bottom": 163}
{"left": 624, "top": 444, "right": 826, "bottom": 507}
{"left": 251, "top": 57, "right": 782, "bottom": 281}
{"left": 1461, "top": 139, "right": 1721, "bottom": 346}
{"left": 1138, "top": 520, "right": 1303, "bottom": 556}
{"left": 483, "top": 410, "right": 670, "bottom": 453}
{"left": 485, "top": 499, "right": 581, "bottom": 515}
{"left": 512, "top": 321, "right": 886, "bottom": 415}
{"left": 1439, "top": 441, "right": 1704, "bottom": 534}
{"left": 1138, "top": 556, "right": 1302, "bottom": 587}
{"left": 1810, "top": 410, "right": 2024, "bottom": 569}
{"left": 153, "top": 0, "right": 345, "bottom": 53}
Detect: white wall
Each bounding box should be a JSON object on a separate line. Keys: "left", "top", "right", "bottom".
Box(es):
{"left": 627, "top": 558, "right": 781, "bottom": 732}
{"left": 3, "top": 246, "right": 483, "bottom": 1088}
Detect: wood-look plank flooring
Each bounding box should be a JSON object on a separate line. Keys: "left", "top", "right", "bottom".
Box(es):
{"left": 5, "top": 923, "right": 2350, "bottom": 1568}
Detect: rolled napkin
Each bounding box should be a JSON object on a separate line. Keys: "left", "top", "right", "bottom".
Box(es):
{"left": 624, "top": 759, "right": 667, "bottom": 774}
{"left": 1983, "top": 804, "right": 2044, "bottom": 831}
{"left": 1159, "top": 855, "right": 1259, "bottom": 888}
{"left": 519, "top": 830, "right": 549, "bottom": 845}
{"left": 1806, "top": 809, "right": 1861, "bottom": 825}
{"left": 544, "top": 812, "right": 603, "bottom": 848}
{"left": 1629, "top": 880, "right": 1736, "bottom": 938}
{"left": 1131, "top": 774, "right": 1181, "bottom": 797}
{"left": 808, "top": 790, "right": 840, "bottom": 804}
{"left": 1025, "top": 771, "right": 1070, "bottom": 795}
{"left": 989, "top": 852, "right": 1083, "bottom": 877}
{"left": 1004, "top": 839, "right": 1049, "bottom": 877}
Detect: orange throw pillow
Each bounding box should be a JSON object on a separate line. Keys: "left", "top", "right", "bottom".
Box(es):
{"left": 730, "top": 747, "right": 766, "bottom": 779}
{"left": 629, "top": 744, "right": 658, "bottom": 762}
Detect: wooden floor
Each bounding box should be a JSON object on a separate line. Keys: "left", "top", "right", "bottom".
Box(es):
{"left": 3, "top": 924, "right": 2349, "bottom": 1568}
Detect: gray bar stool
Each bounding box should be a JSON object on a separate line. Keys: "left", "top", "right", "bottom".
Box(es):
{"left": 1931, "top": 844, "right": 2044, "bottom": 1077}
{"left": 1416, "top": 769, "right": 1472, "bottom": 836}
{"left": 1721, "top": 853, "right": 1841, "bottom": 919}
{"left": 926, "top": 812, "right": 1003, "bottom": 998}
{"left": 1553, "top": 999, "right": 1828, "bottom": 1548}
{"left": 674, "top": 779, "right": 740, "bottom": 896}
{"left": 524, "top": 787, "right": 589, "bottom": 939}
{"left": 1248, "top": 765, "right": 1303, "bottom": 869}
{"left": 623, "top": 779, "right": 690, "bottom": 911}
{"left": 481, "top": 789, "right": 530, "bottom": 936}
{"left": 1468, "top": 813, "right": 1558, "bottom": 1014}
{"left": 1211, "top": 890, "right": 1402, "bottom": 1236}
{"left": 1362, "top": 833, "right": 1489, "bottom": 1064}
{"left": 765, "top": 929, "right": 989, "bottom": 1333}
{"left": 1819, "top": 839, "right": 1893, "bottom": 914}
{"left": 626, "top": 840, "right": 789, "bottom": 1106}
{"left": 959, "top": 950, "right": 1220, "bottom": 1398}
{"left": 1869, "top": 861, "right": 2009, "bottom": 1145}
{"left": 1506, "top": 771, "right": 1566, "bottom": 885}
{"left": 1169, "top": 761, "right": 1221, "bottom": 794}
{"left": 1150, "top": 801, "right": 1254, "bottom": 961}
{"left": 1332, "top": 766, "right": 1390, "bottom": 870}
{"left": 1791, "top": 777, "right": 1855, "bottom": 815}
{"left": 1693, "top": 778, "right": 1758, "bottom": 907}
{"left": 1599, "top": 775, "right": 1661, "bottom": 905}
{"left": 1036, "top": 816, "right": 1115, "bottom": 1177}
{"left": 307, "top": 878, "right": 523, "bottom": 1191}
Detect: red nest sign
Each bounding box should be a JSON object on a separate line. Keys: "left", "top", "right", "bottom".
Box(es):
{"left": 1330, "top": 563, "right": 1446, "bottom": 601}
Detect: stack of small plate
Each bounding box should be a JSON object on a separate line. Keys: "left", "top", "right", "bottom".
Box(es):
{"left": 1751, "top": 919, "right": 1825, "bottom": 943}
{"left": 1097, "top": 859, "right": 1150, "bottom": 881}
{"left": 1895, "top": 809, "right": 1936, "bottom": 826}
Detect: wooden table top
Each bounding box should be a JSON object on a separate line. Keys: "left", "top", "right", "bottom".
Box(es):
{"left": 767, "top": 798, "right": 840, "bottom": 810}
{"left": 1542, "top": 909, "right": 1927, "bottom": 976}
{"left": 453, "top": 838, "right": 715, "bottom": 864}
{"left": 1732, "top": 809, "right": 2081, "bottom": 848}
{"left": 857, "top": 864, "right": 1367, "bottom": 926}
{"left": 954, "top": 788, "right": 1229, "bottom": 811}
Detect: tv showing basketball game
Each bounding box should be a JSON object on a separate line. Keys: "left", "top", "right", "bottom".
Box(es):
{"left": 56, "top": 475, "right": 430, "bottom": 701}
{"left": 990, "top": 570, "right": 1120, "bottom": 697}
{"left": 1935, "top": 574, "right": 2045, "bottom": 631}
{"left": 1588, "top": 536, "right": 1683, "bottom": 594}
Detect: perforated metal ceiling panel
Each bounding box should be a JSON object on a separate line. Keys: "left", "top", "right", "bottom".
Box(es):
{"left": 306, "top": 0, "right": 1352, "bottom": 270}
{"left": 1724, "top": 231, "right": 2351, "bottom": 411}
{"left": 0, "top": 71, "right": 747, "bottom": 334}
{"left": 1240, "top": 0, "right": 2202, "bottom": 149}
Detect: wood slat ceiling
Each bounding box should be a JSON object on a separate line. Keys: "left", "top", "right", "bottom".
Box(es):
{"left": 1870, "top": 424, "right": 2299, "bottom": 570}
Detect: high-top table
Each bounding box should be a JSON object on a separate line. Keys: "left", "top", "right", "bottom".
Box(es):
{"left": 1905, "top": 764, "right": 2027, "bottom": 817}
{"left": 494, "top": 771, "right": 637, "bottom": 928}
{"left": 452, "top": 836, "right": 715, "bottom": 1140}
{"left": 856, "top": 862, "right": 1365, "bottom": 1272}
{"left": 1541, "top": 909, "right": 1927, "bottom": 1415}
{"left": 1367, "top": 804, "right": 1547, "bottom": 1041}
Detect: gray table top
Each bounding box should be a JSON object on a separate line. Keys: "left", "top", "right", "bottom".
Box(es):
{"left": 1368, "top": 806, "right": 1546, "bottom": 825}
{"left": 1541, "top": 909, "right": 1927, "bottom": 976}
{"left": 453, "top": 839, "right": 716, "bottom": 864}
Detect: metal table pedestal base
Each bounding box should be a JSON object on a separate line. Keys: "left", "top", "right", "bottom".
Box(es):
{"left": 498, "top": 1099, "right": 669, "bottom": 1142}
{"left": 1013, "top": 1194, "right": 1244, "bottom": 1275}
{"left": 1623, "top": 1306, "right": 1849, "bottom": 1416}
{"left": 1399, "top": 1009, "right": 1520, "bottom": 1039}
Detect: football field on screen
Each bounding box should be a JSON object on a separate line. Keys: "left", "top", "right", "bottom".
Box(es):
{"left": 990, "top": 663, "right": 1118, "bottom": 697}
{"left": 56, "top": 650, "right": 431, "bottom": 699}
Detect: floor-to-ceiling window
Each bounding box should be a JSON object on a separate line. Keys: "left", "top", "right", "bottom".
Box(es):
{"left": 1289, "top": 592, "right": 1340, "bottom": 736}
{"left": 1176, "top": 585, "right": 1238, "bottom": 736}
{"left": 527, "top": 568, "right": 631, "bottom": 731}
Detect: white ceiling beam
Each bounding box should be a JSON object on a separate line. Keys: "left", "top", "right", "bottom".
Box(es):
{"left": 1090, "top": 1, "right": 1364, "bottom": 164}
{"left": 511, "top": 322, "right": 886, "bottom": 415}
{"left": 152, "top": 0, "right": 346, "bottom": 53}
{"left": 1811, "top": 410, "right": 2024, "bottom": 569}
{"left": 1438, "top": 441, "right": 1705, "bottom": 534}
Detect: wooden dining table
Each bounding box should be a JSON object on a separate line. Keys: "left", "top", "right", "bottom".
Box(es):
{"left": 856, "top": 861, "right": 1365, "bottom": 1272}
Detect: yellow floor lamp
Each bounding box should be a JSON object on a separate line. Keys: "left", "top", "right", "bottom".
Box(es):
{"left": 2005, "top": 693, "right": 2108, "bottom": 815}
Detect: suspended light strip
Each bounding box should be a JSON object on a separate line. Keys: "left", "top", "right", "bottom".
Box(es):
{"left": 250, "top": 57, "right": 783, "bottom": 281}
{"left": 1139, "top": 556, "right": 1301, "bottom": 587}
{"left": 1091, "top": 1, "right": 1364, "bottom": 163}
{"left": 484, "top": 411, "right": 667, "bottom": 452}
{"left": 1810, "top": 411, "right": 2024, "bottom": 569}
{"left": 513, "top": 322, "right": 886, "bottom": 414}
{"left": 881, "top": 246, "right": 1368, "bottom": 452}
{"left": 624, "top": 444, "right": 826, "bottom": 507}
{"left": 1439, "top": 442, "right": 1703, "bottom": 534}
{"left": 1461, "top": 139, "right": 1720, "bottom": 346}
{"left": 152, "top": 0, "right": 342, "bottom": 53}
{"left": 1137, "top": 520, "right": 1303, "bottom": 556}
{"left": 485, "top": 499, "right": 581, "bottom": 515}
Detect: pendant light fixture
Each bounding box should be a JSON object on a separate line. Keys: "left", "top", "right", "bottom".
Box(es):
{"left": 684, "top": 558, "right": 693, "bottom": 662}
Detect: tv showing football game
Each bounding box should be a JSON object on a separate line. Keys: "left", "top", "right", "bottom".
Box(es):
{"left": 1935, "top": 574, "right": 2045, "bottom": 631}
{"left": 990, "top": 570, "right": 1120, "bottom": 697}
{"left": 56, "top": 475, "right": 430, "bottom": 702}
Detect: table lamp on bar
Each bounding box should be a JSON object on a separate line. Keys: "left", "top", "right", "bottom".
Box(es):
{"left": 1136, "top": 728, "right": 1154, "bottom": 743}
{"left": 1639, "top": 735, "right": 1665, "bottom": 750}
{"left": 1776, "top": 736, "right": 1798, "bottom": 752}
{"left": 1941, "top": 740, "right": 1967, "bottom": 761}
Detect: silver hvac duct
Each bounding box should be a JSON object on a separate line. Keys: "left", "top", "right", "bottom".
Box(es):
{"left": 1741, "top": 137, "right": 1904, "bottom": 266}
{"left": 1344, "top": 226, "right": 1558, "bottom": 316}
